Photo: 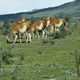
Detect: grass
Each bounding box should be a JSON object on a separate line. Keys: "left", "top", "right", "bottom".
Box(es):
{"left": 0, "top": 24, "right": 80, "bottom": 80}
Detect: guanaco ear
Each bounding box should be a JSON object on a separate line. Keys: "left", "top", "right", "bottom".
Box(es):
{"left": 50, "top": 16, "right": 56, "bottom": 23}
{"left": 15, "top": 18, "right": 20, "bottom": 24}
{"left": 43, "top": 17, "right": 47, "bottom": 24}
{"left": 24, "top": 17, "right": 29, "bottom": 21}
{"left": 64, "top": 19, "right": 68, "bottom": 27}
{"left": 15, "top": 18, "right": 23, "bottom": 24}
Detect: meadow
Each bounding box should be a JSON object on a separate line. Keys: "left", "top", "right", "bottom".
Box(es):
{"left": 0, "top": 18, "right": 80, "bottom": 80}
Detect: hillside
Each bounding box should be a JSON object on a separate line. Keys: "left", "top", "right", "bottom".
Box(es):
{"left": 0, "top": 1, "right": 80, "bottom": 80}
{"left": 0, "top": 19, "right": 80, "bottom": 80}
{"left": 0, "top": 0, "right": 80, "bottom": 20}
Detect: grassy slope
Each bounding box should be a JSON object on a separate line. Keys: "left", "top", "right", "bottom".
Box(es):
{"left": 0, "top": 27, "right": 80, "bottom": 80}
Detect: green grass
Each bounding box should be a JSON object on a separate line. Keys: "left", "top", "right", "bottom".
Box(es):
{"left": 0, "top": 27, "right": 80, "bottom": 80}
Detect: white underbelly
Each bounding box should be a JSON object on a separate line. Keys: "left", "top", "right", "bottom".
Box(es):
{"left": 19, "top": 26, "right": 27, "bottom": 33}
{"left": 46, "top": 20, "right": 50, "bottom": 26}
{"left": 55, "top": 21, "right": 63, "bottom": 32}
{"left": 55, "top": 21, "right": 63, "bottom": 27}
{"left": 37, "top": 23, "right": 43, "bottom": 30}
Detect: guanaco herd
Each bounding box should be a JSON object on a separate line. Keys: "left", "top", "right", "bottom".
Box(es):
{"left": 7, "top": 16, "right": 68, "bottom": 44}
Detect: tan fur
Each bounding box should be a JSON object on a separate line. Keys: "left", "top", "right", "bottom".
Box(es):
{"left": 42, "top": 16, "right": 68, "bottom": 39}
{"left": 27, "top": 19, "right": 46, "bottom": 39}
{"left": 51, "top": 18, "right": 68, "bottom": 32}
{"left": 9, "top": 17, "right": 68, "bottom": 43}
{"left": 12, "top": 18, "right": 32, "bottom": 44}
{"left": 41, "top": 16, "right": 57, "bottom": 39}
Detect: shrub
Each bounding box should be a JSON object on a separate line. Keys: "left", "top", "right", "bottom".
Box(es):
{"left": 2, "top": 20, "right": 11, "bottom": 35}
{"left": 0, "top": 44, "right": 13, "bottom": 64}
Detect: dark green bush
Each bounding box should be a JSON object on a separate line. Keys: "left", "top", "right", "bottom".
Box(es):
{"left": 0, "top": 44, "right": 13, "bottom": 64}
{"left": 2, "top": 20, "right": 11, "bottom": 35}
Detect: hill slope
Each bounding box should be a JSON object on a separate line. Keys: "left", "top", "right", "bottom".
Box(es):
{"left": 0, "top": 0, "right": 80, "bottom": 20}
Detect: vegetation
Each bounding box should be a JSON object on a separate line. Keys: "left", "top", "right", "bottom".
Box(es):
{"left": 0, "top": 17, "right": 80, "bottom": 80}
